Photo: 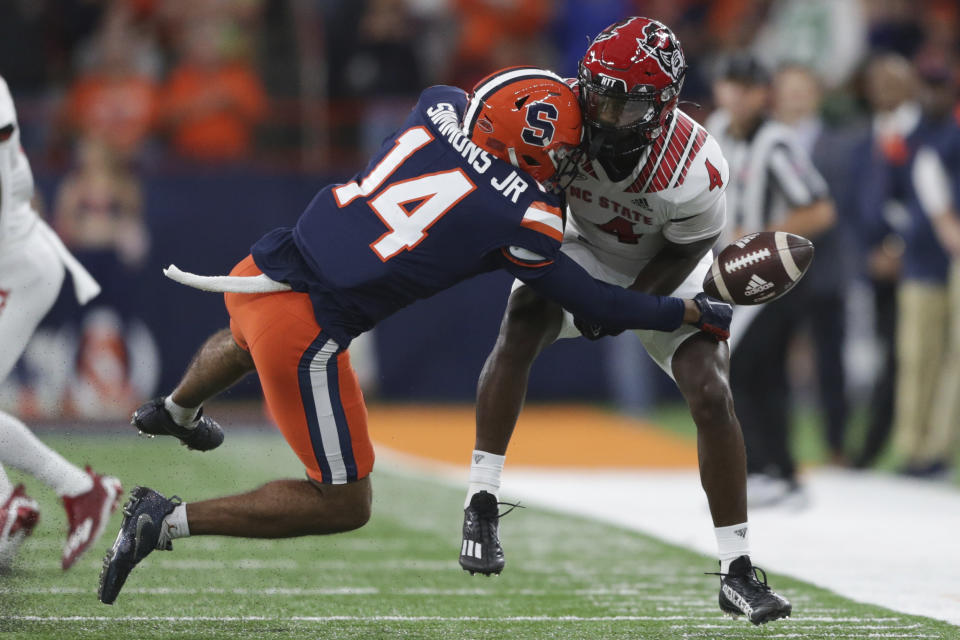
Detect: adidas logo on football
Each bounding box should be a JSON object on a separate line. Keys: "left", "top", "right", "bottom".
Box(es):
{"left": 744, "top": 274, "right": 774, "bottom": 297}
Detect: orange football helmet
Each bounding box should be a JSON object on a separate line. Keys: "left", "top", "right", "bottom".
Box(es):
{"left": 463, "top": 67, "right": 583, "bottom": 188}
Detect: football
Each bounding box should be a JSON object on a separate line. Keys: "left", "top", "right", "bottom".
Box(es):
{"left": 703, "top": 231, "right": 814, "bottom": 305}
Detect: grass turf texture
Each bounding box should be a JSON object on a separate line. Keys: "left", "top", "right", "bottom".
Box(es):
{"left": 1, "top": 432, "right": 956, "bottom": 639}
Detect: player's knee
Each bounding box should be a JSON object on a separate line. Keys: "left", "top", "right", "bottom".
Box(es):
{"left": 501, "top": 287, "right": 558, "bottom": 354}
{"left": 686, "top": 376, "right": 735, "bottom": 427}
{"left": 677, "top": 360, "right": 735, "bottom": 426}
{"left": 305, "top": 477, "right": 371, "bottom": 534}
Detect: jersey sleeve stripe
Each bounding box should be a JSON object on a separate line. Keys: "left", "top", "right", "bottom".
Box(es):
{"left": 520, "top": 218, "right": 563, "bottom": 242}
{"left": 521, "top": 203, "right": 563, "bottom": 241}
{"left": 527, "top": 201, "right": 562, "bottom": 218}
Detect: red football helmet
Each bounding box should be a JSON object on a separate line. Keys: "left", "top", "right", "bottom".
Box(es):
{"left": 464, "top": 67, "right": 583, "bottom": 188}
{"left": 578, "top": 17, "right": 687, "bottom": 157}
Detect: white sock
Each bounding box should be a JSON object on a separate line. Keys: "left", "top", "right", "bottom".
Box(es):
{"left": 715, "top": 522, "right": 750, "bottom": 574}
{"left": 157, "top": 503, "right": 190, "bottom": 549}
{"left": 0, "top": 464, "right": 12, "bottom": 501}
{"left": 464, "top": 450, "right": 505, "bottom": 508}
{"left": 164, "top": 396, "right": 199, "bottom": 428}
{"left": 0, "top": 410, "right": 93, "bottom": 497}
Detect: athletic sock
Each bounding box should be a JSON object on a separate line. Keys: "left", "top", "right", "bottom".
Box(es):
{"left": 465, "top": 450, "right": 505, "bottom": 508}
{"left": 164, "top": 396, "right": 200, "bottom": 429}
{"left": 0, "top": 410, "right": 93, "bottom": 497}
{"left": 157, "top": 503, "right": 190, "bottom": 549}
{"left": 0, "top": 464, "right": 12, "bottom": 502}
{"left": 715, "top": 522, "right": 750, "bottom": 574}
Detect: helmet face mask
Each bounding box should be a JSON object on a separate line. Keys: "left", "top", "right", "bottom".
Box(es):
{"left": 578, "top": 17, "right": 687, "bottom": 159}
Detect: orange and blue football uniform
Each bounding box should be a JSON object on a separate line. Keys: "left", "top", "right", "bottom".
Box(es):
{"left": 231, "top": 85, "right": 684, "bottom": 484}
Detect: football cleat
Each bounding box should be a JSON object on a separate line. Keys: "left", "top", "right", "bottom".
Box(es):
{"left": 712, "top": 555, "right": 792, "bottom": 625}
{"left": 460, "top": 491, "right": 522, "bottom": 576}
{"left": 62, "top": 467, "right": 122, "bottom": 570}
{"left": 99, "top": 486, "right": 180, "bottom": 604}
{"left": 131, "top": 397, "right": 224, "bottom": 451}
{"left": 0, "top": 484, "right": 40, "bottom": 570}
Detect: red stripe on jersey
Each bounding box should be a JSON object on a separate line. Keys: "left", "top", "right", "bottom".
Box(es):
{"left": 581, "top": 159, "right": 598, "bottom": 179}
{"left": 649, "top": 114, "right": 694, "bottom": 192}
{"left": 500, "top": 247, "right": 553, "bottom": 268}
{"left": 626, "top": 124, "right": 670, "bottom": 193}
{"left": 520, "top": 218, "right": 564, "bottom": 242}
{"left": 675, "top": 128, "right": 708, "bottom": 187}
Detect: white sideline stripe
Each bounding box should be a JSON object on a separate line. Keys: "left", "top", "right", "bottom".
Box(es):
{"left": 2, "top": 615, "right": 916, "bottom": 624}
{"left": 503, "top": 468, "right": 960, "bottom": 627}
{"left": 775, "top": 231, "right": 802, "bottom": 280}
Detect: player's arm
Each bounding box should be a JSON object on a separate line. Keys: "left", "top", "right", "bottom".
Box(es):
{"left": 501, "top": 246, "right": 728, "bottom": 337}
{"left": 629, "top": 195, "right": 728, "bottom": 295}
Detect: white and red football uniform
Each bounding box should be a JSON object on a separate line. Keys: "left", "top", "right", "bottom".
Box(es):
{"left": 552, "top": 110, "right": 730, "bottom": 374}
{"left": 0, "top": 75, "right": 99, "bottom": 379}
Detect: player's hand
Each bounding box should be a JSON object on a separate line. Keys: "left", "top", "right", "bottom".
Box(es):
{"left": 574, "top": 316, "right": 625, "bottom": 341}
{"left": 691, "top": 292, "right": 732, "bottom": 341}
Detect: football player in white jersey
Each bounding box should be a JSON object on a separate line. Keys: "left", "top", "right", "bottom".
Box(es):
{"left": 0, "top": 75, "right": 122, "bottom": 570}
{"left": 458, "top": 18, "right": 791, "bottom": 624}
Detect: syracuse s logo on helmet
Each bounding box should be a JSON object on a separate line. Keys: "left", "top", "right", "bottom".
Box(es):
{"left": 521, "top": 102, "right": 558, "bottom": 147}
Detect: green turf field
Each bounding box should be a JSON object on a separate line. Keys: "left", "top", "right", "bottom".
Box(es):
{"left": 0, "top": 432, "right": 956, "bottom": 639}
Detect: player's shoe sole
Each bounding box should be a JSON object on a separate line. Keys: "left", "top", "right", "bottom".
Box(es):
{"left": 98, "top": 486, "right": 179, "bottom": 604}
{"left": 132, "top": 397, "right": 224, "bottom": 451}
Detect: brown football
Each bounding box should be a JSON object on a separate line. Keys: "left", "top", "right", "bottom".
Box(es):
{"left": 703, "top": 231, "right": 814, "bottom": 305}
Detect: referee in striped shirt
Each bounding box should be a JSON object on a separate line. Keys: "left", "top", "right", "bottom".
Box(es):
{"left": 707, "top": 56, "right": 836, "bottom": 507}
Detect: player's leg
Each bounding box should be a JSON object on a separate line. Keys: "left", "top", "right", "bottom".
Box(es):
{"left": 671, "top": 334, "right": 746, "bottom": 528}
{"left": 668, "top": 333, "right": 792, "bottom": 624}
{"left": 185, "top": 477, "right": 371, "bottom": 537}
{"left": 638, "top": 254, "right": 791, "bottom": 624}
{"left": 0, "top": 232, "right": 122, "bottom": 569}
{"left": 168, "top": 328, "right": 255, "bottom": 409}
{"left": 101, "top": 262, "right": 376, "bottom": 603}
{"left": 474, "top": 286, "right": 564, "bottom": 456}
{"left": 131, "top": 266, "right": 257, "bottom": 450}
{"left": 461, "top": 285, "right": 563, "bottom": 575}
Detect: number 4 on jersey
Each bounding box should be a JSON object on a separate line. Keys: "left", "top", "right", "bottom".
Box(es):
{"left": 333, "top": 127, "right": 476, "bottom": 262}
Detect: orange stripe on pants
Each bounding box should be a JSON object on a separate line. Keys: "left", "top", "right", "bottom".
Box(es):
{"left": 224, "top": 255, "right": 374, "bottom": 483}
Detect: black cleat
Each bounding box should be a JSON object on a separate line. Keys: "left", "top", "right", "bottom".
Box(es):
{"left": 98, "top": 487, "right": 180, "bottom": 604}
{"left": 131, "top": 397, "right": 224, "bottom": 451}
{"left": 460, "top": 491, "right": 521, "bottom": 576}
{"left": 712, "top": 555, "right": 792, "bottom": 625}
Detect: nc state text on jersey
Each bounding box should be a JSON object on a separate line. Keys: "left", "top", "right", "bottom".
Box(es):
{"left": 567, "top": 186, "right": 654, "bottom": 224}
{"left": 427, "top": 101, "right": 531, "bottom": 204}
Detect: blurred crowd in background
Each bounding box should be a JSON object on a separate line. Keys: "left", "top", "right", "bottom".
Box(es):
{"left": 1, "top": 0, "right": 959, "bottom": 477}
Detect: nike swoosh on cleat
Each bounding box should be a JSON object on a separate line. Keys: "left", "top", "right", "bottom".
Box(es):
{"left": 134, "top": 514, "right": 154, "bottom": 556}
